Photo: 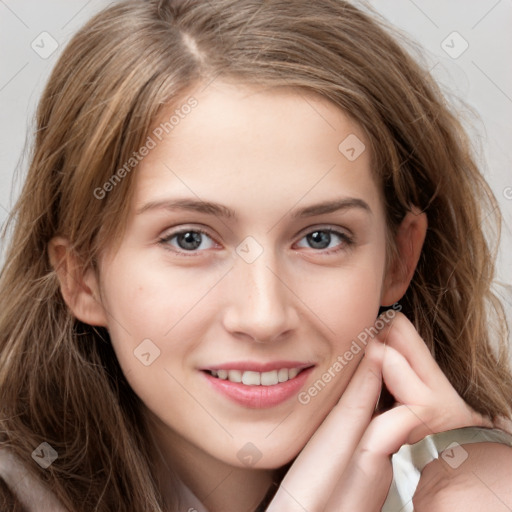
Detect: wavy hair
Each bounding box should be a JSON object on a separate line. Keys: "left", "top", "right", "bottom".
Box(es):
{"left": 1, "top": 1, "right": 511, "bottom": 510}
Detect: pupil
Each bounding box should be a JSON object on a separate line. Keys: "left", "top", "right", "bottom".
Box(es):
{"left": 178, "top": 231, "right": 202, "bottom": 250}
{"left": 308, "top": 231, "right": 330, "bottom": 249}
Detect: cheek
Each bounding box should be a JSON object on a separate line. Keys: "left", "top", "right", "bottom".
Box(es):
{"left": 288, "top": 260, "right": 384, "bottom": 431}
{"left": 97, "top": 260, "right": 201, "bottom": 419}
{"left": 97, "top": 252, "right": 225, "bottom": 382}
{"left": 297, "top": 251, "right": 385, "bottom": 339}
{"left": 100, "top": 251, "right": 213, "bottom": 335}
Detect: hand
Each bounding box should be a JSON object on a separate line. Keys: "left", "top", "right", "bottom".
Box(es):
{"left": 266, "top": 312, "right": 492, "bottom": 512}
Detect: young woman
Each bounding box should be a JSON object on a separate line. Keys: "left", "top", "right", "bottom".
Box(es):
{"left": 1, "top": 1, "right": 511, "bottom": 511}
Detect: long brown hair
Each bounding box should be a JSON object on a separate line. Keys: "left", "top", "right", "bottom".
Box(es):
{"left": 1, "top": 1, "right": 511, "bottom": 510}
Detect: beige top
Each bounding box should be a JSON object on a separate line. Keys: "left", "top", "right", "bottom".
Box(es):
{"left": 2, "top": 421, "right": 512, "bottom": 511}
{"left": 0, "top": 448, "right": 208, "bottom": 512}
{"left": 0, "top": 447, "right": 68, "bottom": 512}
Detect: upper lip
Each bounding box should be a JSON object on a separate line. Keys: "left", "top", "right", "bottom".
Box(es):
{"left": 200, "top": 361, "right": 315, "bottom": 372}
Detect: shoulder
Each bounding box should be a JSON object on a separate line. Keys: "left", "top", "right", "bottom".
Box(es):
{"left": 413, "top": 441, "right": 512, "bottom": 511}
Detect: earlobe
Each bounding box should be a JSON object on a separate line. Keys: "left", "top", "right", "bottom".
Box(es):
{"left": 380, "top": 207, "right": 427, "bottom": 307}
{"left": 48, "top": 237, "right": 108, "bottom": 327}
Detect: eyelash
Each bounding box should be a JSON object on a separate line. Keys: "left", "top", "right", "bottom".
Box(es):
{"left": 158, "top": 226, "right": 354, "bottom": 257}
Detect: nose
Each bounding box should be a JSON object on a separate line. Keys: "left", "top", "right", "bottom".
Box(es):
{"left": 222, "top": 249, "right": 299, "bottom": 344}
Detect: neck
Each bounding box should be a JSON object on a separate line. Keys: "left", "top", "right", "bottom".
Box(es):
{"left": 146, "top": 411, "right": 277, "bottom": 512}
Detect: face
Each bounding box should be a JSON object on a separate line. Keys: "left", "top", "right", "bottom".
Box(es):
{"left": 95, "top": 81, "right": 391, "bottom": 469}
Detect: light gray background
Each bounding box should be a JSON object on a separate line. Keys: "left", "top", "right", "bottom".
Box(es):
{"left": 1, "top": 1, "right": 511, "bottom": 317}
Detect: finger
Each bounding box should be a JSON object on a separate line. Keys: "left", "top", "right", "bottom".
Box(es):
{"left": 377, "top": 311, "right": 451, "bottom": 390}
{"left": 365, "top": 357, "right": 456, "bottom": 452}
{"left": 325, "top": 446, "right": 393, "bottom": 512}
{"left": 367, "top": 397, "right": 494, "bottom": 452}
{"left": 266, "top": 339, "right": 384, "bottom": 512}
{"left": 323, "top": 343, "right": 431, "bottom": 511}
{"left": 379, "top": 342, "right": 430, "bottom": 405}
{"left": 324, "top": 400, "right": 433, "bottom": 510}
{"left": 362, "top": 402, "right": 435, "bottom": 452}
{"left": 377, "top": 315, "right": 493, "bottom": 430}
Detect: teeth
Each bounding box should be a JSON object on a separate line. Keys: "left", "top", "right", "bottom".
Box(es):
{"left": 242, "top": 371, "right": 260, "bottom": 385}
{"left": 288, "top": 368, "right": 300, "bottom": 379}
{"left": 260, "top": 370, "right": 278, "bottom": 386}
{"left": 278, "top": 368, "right": 289, "bottom": 382}
{"left": 209, "top": 367, "right": 303, "bottom": 386}
{"left": 228, "top": 369, "right": 242, "bottom": 383}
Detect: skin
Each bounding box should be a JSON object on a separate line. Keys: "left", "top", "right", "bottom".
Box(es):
{"left": 50, "top": 81, "right": 503, "bottom": 512}
{"left": 414, "top": 442, "right": 512, "bottom": 511}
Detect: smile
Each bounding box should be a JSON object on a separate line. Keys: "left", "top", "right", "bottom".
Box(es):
{"left": 207, "top": 367, "right": 303, "bottom": 385}
{"left": 201, "top": 362, "right": 315, "bottom": 408}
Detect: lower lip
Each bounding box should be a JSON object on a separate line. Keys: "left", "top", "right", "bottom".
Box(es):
{"left": 202, "top": 367, "right": 314, "bottom": 409}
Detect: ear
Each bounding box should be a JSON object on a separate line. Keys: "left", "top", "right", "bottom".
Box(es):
{"left": 380, "top": 207, "right": 427, "bottom": 306}
{"left": 48, "top": 236, "right": 108, "bottom": 326}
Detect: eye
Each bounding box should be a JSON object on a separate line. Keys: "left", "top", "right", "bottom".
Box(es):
{"left": 295, "top": 228, "right": 353, "bottom": 253}
{"left": 159, "top": 228, "right": 217, "bottom": 254}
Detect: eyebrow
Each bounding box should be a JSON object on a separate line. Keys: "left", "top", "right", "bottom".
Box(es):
{"left": 136, "top": 197, "right": 372, "bottom": 219}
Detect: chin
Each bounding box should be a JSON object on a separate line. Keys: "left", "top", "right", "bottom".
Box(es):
{"left": 220, "top": 439, "right": 305, "bottom": 471}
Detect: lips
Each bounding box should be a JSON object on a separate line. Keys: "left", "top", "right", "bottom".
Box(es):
{"left": 200, "top": 361, "right": 315, "bottom": 408}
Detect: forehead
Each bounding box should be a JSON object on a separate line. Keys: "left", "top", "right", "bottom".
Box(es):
{"left": 131, "top": 81, "right": 382, "bottom": 217}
